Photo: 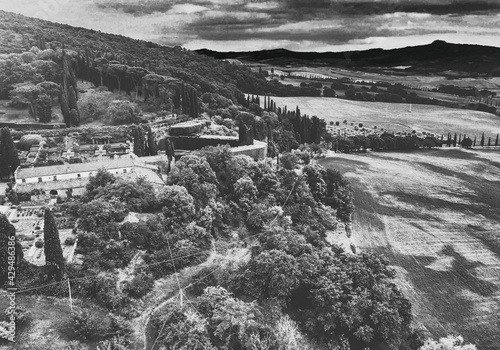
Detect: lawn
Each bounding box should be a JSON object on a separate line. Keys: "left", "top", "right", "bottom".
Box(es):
{"left": 260, "top": 96, "right": 500, "bottom": 139}
{"left": 319, "top": 148, "right": 500, "bottom": 349}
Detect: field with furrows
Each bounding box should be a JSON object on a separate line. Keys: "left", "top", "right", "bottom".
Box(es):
{"left": 319, "top": 148, "right": 500, "bottom": 349}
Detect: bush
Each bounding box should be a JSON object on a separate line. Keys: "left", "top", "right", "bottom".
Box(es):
{"left": 17, "top": 134, "right": 43, "bottom": 151}
{"left": 4, "top": 306, "right": 30, "bottom": 327}
{"left": 122, "top": 271, "right": 155, "bottom": 298}
{"left": 70, "top": 308, "right": 104, "bottom": 341}
{"left": 96, "top": 336, "right": 131, "bottom": 350}
{"left": 78, "top": 90, "right": 113, "bottom": 123}
{"left": 65, "top": 237, "right": 76, "bottom": 246}
{"left": 35, "top": 240, "right": 44, "bottom": 248}
{"left": 106, "top": 100, "right": 140, "bottom": 125}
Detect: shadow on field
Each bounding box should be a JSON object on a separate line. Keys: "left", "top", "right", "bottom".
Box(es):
{"left": 414, "top": 162, "right": 500, "bottom": 218}
{"left": 354, "top": 185, "right": 443, "bottom": 223}
{"left": 318, "top": 157, "right": 371, "bottom": 174}
{"left": 369, "top": 245, "right": 499, "bottom": 349}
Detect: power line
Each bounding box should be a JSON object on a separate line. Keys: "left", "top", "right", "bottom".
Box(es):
{"left": 162, "top": 219, "right": 183, "bottom": 308}
{"left": 15, "top": 176, "right": 300, "bottom": 296}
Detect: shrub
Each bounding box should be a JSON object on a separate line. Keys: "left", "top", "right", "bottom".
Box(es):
{"left": 35, "top": 240, "right": 44, "bottom": 248}
{"left": 122, "top": 272, "right": 155, "bottom": 298}
{"left": 70, "top": 308, "right": 104, "bottom": 341}
{"left": 65, "top": 237, "right": 76, "bottom": 246}
{"left": 96, "top": 336, "right": 131, "bottom": 350}
{"left": 17, "top": 134, "right": 43, "bottom": 151}
{"left": 105, "top": 100, "right": 140, "bottom": 125}
{"left": 4, "top": 306, "right": 30, "bottom": 327}
{"left": 350, "top": 243, "right": 357, "bottom": 254}
{"left": 78, "top": 90, "right": 113, "bottom": 123}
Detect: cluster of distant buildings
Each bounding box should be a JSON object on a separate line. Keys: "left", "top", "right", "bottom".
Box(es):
{"left": 11, "top": 119, "right": 268, "bottom": 204}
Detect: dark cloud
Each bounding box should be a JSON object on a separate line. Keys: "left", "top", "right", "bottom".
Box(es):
{"left": 94, "top": 0, "right": 174, "bottom": 15}
{"left": 186, "top": 16, "right": 455, "bottom": 44}
{"left": 272, "top": 0, "right": 500, "bottom": 16}
{"left": 93, "top": 0, "right": 213, "bottom": 16}
{"left": 1, "top": 0, "right": 498, "bottom": 51}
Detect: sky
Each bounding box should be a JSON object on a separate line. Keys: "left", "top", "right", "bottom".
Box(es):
{"left": 1, "top": 0, "right": 500, "bottom": 52}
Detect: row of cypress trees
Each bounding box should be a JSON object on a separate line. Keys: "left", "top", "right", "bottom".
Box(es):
{"left": 245, "top": 94, "right": 324, "bottom": 145}
{"left": 445, "top": 132, "right": 500, "bottom": 147}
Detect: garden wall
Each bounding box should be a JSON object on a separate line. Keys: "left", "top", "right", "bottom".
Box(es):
{"left": 230, "top": 140, "right": 267, "bottom": 160}
{"left": 170, "top": 135, "right": 240, "bottom": 150}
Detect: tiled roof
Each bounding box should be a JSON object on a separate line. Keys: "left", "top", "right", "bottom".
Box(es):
{"left": 17, "top": 158, "right": 136, "bottom": 179}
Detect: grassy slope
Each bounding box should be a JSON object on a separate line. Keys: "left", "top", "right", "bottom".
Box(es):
{"left": 262, "top": 96, "right": 500, "bottom": 139}
{"left": 0, "top": 290, "right": 109, "bottom": 349}
{"left": 319, "top": 148, "right": 500, "bottom": 349}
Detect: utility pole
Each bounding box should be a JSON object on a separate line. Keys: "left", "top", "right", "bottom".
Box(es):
{"left": 67, "top": 278, "right": 73, "bottom": 311}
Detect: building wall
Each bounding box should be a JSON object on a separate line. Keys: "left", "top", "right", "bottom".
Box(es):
{"left": 16, "top": 167, "right": 133, "bottom": 184}
{"left": 230, "top": 140, "right": 267, "bottom": 160}
{"left": 170, "top": 136, "right": 240, "bottom": 151}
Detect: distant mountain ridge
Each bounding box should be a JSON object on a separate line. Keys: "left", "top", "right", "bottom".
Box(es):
{"left": 196, "top": 41, "right": 500, "bottom": 75}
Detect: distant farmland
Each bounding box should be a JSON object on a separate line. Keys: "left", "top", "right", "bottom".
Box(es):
{"left": 260, "top": 96, "right": 500, "bottom": 139}
{"left": 319, "top": 148, "right": 500, "bottom": 349}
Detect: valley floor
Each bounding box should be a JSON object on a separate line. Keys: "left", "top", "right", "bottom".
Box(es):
{"left": 320, "top": 148, "right": 500, "bottom": 350}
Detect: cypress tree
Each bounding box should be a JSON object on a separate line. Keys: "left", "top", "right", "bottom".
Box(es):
{"left": 495, "top": 134, "right": 499, "bottom": 146}
{"left": 59, "top": 49, "right": 80, "bottom": 127}
{"left": 147, "top": 127, "right": 157, "bottom": 156}
{"left": 0, "top": 214, "right": 23, "bottom": 285}
{"left": 480, "top": 132, "right": 485, "bottom": 146}
{"left": 44, "top": 208, "right": 64, "bottom": 281}
{"left": 473, "top": 136, "right": 476, "bottom": 146}
{"left": 133, "top": 126, "right": 146, "bottom": 157}
{"left": 488, "top": 137, "right": 491, "bottom": 146}
{"left": 181, "top": 84, "right": 186, "bottom": 114}
{"left": 191, "top": 89, "right": 199, "bottom": 118}
{"left": 173, "top": 87, "right": 181, "bottom": 111}
{"left": 0, "top": 128, "right": 20, "bottom": 179}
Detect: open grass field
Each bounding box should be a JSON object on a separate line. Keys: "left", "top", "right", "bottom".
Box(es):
{"left": 261, "top": 96, "right": 500, "bottom": 139}
{"left": 319, "top": 148, "right": 500, "bottom": 349}
{"left": 278, "top": 66, "right": 500, "bottom": 93}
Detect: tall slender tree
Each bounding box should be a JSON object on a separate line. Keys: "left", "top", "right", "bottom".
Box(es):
{"left": 133, "top": 126, "right": 146, "bottom": 157}
{"left": 0, "top": 214, "right": 23, "bottom": 286}
{"left": 480, "top": 132, "right": 485, "bottom": 147}
{"left": 43, "top": 208, "right": 64, "bottom": 281}
{"left": 0, "top": 128, "right": 20, "bottom": 179}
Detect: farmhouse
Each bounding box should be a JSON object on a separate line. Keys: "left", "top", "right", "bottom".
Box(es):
{"left": 13, "top": 157, "right": 165, "bottom": 200}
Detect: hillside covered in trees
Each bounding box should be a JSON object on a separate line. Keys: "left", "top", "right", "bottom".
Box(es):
{"left": 0, "top": 10, "right": 273, "bottom": 100}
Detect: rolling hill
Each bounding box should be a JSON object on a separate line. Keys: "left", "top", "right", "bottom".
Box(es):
{"left": 0, "top": 10, "right": 268, "bottom": 99}
{"left": 197, "top": 40, "right": 500, "bottom": 75}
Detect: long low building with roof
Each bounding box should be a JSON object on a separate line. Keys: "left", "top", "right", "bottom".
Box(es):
{"left": 14, "top": 157, "right": 165, "bottom": 201}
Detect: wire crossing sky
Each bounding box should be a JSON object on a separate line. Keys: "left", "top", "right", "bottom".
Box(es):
{"left": 2, "top": 0, "right": 500, "bottom": 52}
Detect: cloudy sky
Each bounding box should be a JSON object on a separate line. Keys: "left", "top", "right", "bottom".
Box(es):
{"left": 2, "top": 0, "right": 500, "bottom": 52}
